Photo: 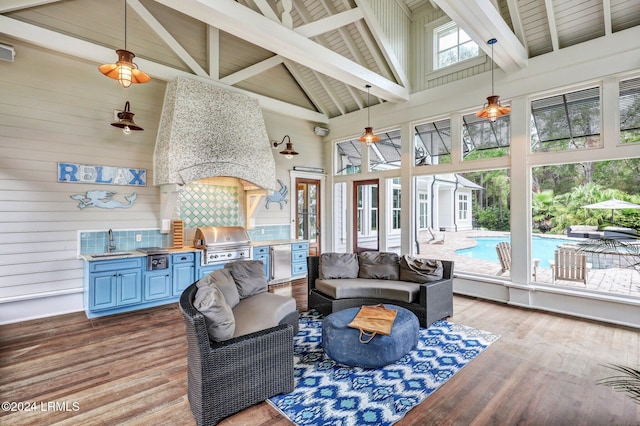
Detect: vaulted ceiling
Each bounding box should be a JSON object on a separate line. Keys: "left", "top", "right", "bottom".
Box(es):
{"left": 1, "top": 0, "right": 639, "bottom": 123}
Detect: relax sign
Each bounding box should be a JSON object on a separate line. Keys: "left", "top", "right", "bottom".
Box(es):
{"left": 58, "top": 162, "right": 146, "bottom": 186}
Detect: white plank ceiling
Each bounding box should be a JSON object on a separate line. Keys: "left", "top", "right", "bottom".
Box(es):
{"left": 1, "top": 0, "right": 639, "bottom": 122}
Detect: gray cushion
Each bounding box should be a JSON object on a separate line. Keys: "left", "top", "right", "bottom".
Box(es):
{"left": 315, "top": 278, "right": 419, "bottom": 303}
{"left": 197, "top": 268, "right": 240, "bottom": 308}
{"left": 399, "top": 255, "right": 444, "bottom": 283}
{"left": 319, "top": 252, "right": 359, "bottom": 279}
{"left": 224, "top": 260, "right": 268, "bottom": 298}
{"left": 193, "top": 284, "right": 235, "bottom": 342}
{"left": 358, "top": 251, "right": 400, "bottom": 280}
{"left": 232, "top": 292, "right": 297, "bottom": 337}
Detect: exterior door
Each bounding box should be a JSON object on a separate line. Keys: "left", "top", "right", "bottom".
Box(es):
{"left": 295, "top": 178, "right": 321, "bottom": 256}
{"left": 353, "top": 179, "right": 379, "bottom": 253}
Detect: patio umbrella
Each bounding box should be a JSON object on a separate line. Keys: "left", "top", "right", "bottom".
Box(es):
{"left": 582, "top": 198, "right": 640, "bottom": 225}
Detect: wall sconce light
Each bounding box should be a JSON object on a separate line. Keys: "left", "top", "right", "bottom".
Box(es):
{"left": 476, "top": 38, "right": 511, "bottom": 122}
{"left": 111, "top": 101, "right": 143, "bottom": 135}
{"left": 272, "top": 135, "right": 299, "bottom": 159}
{"left": 358, "top": 84, "right": 381, "bottom": 146}
{"left": 98, "top": 0, "right": 150, "bottom": 88}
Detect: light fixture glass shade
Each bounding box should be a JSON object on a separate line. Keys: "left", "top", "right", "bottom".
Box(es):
{"left": 111, "top": 101, "right": 143, "bottom": 134}
{"left": 99, "top": 49, "right": 151, "bottom": 88}
{"left": 476, "top": 38, "right": 511, "bottom": 121}
{"left": 280, "top": 142, "right": 299, "bottom": 159}
{"left": 358, "top": 126, "right": 381, "bottom": 145}
{"left": 358, "top": 85, "right": 380, "bottom": 145}
{"left": 476, "top": 95, "right": 511, "bottom": 122}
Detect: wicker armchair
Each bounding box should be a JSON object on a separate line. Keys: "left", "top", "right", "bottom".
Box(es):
{"left": 179, "top": 282, "right": 294, "bottom": 426}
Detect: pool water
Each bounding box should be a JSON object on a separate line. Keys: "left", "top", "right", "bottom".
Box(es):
{"left": 455, "top": 236, "right": 573, "bottom": 268}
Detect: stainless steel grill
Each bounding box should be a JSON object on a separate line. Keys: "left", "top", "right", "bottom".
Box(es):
{"left": 194, "top": 226, "right": 251, "bottom": 265}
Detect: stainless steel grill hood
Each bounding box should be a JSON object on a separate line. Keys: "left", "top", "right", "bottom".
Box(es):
{"left": 153, "top": 76, "right": 277, "bottom": 191}
{"left": 193, "top": 226, "right": 250, "bottom": 249}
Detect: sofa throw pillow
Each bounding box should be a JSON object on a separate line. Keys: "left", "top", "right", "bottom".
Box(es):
{"left": 224, "top": 260, "right": 268, "bottom": 298}
{"left": 358, "top": 251, "right": 400, "bottom": 280}
{"left": 400, "top": 255, "right": 444, "bottom": 283}
{"left": 319, "top": 252, "right": 359, "bottom": 279}
{"left": 198, "top": 268, "right": 240, "bottom": 308}
{"left": 193, "top": 284, "right": 235, "bottom": 342}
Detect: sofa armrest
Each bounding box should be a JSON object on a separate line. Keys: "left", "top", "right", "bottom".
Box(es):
{"left": 307, "top": 255, "right": 320, "bottom": 293}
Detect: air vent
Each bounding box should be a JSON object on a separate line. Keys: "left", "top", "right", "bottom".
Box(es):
{"left": 0, "top": 43, "right": 15, "bottom": 62}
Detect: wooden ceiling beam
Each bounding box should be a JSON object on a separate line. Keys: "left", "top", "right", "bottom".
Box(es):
{"left": 0, "top": 14, "right": 328, "bottom": 123}
{"left": 153, "top": 0, "right": 408, "bottom": 102}
{"left": 0, "top": 0, "right": 62, "bottom": 13}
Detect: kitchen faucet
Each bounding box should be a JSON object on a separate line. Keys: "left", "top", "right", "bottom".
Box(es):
{"left": 107, "top": 229, "right": 116, "bottom": 253}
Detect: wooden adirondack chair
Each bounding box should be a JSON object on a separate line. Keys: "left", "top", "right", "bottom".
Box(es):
{"left": 495, "top": 242, "right": 511, "bottom": 275}
{"left": 549, "top": 247, "right": 592, "bottom": 285}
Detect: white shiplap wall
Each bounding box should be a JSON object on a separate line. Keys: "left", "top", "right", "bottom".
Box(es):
{"left": 0, "top": 38, "right": 164, "bottom": 322}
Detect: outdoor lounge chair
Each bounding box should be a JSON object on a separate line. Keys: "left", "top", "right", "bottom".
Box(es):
{"left": 427, "top": 227, "right": 445, "bottom": 244}
{"left": 496, "top": 241, "right": 511, "bottom": 275}
{"left": 549, "top": 247, "right": 592, "bottom": 285}
{"left": 179, "top": 283, "right": 294, "bottom": 426}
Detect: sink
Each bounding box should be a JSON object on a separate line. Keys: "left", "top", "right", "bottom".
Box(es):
{"left": 90, "top": 252, "right": 134, "bottom": 258}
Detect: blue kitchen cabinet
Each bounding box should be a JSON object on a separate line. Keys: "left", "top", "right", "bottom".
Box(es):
{"left": 173, "top": 252, "right": 195, "bottom": 295}
{"left": 291, "top": 242, "right": 309, "bottom": 277}
{"left": 195, "top": 252, "right": 225, "bottom": 280}
{"left": 143, "top": 269, "right": 172, "bottom": 301}
{"left": 85, "top": 257, "right": 143, "bottom": 316}
{"left": 197, "top": 263, "right": 224, "bottom": 279}
{"left": 253, "top": 245, "right": 270, "bottom": 278}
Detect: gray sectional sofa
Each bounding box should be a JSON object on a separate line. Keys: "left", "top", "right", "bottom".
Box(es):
{"left": 307, "top": 252, "right": 454, "bottom": 328}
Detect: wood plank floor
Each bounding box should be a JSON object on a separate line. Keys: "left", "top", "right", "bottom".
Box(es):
{"left": 1, "top": 282, "right": 639, "bottom": 425}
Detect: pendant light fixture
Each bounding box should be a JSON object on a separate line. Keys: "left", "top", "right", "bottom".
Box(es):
{"left": 358, "top": 84, "right": 381, "bottom": 145}
{"left": 99, "top": 0, "right": 151, "bottom": 88}
{"left": 272, "top": 135, "right": 299, "bottom": 159}
{"left": 111, "top": 101, "right": 143, "bottom": 134}
{"left": 476, "top": 38, "right": 511, "bottom": 122}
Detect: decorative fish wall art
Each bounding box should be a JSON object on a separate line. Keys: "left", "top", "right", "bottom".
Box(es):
{"left": 70, "top": 190, "right": 137, "bottom": 209}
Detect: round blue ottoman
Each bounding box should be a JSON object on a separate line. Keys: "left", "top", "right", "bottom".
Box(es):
{"left": 322, "top": 305, "right": 419, "bottom": 368}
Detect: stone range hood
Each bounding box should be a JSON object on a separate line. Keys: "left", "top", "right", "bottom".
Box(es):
{"left": 154, "top": 76, "right": 277, "bottom": 191}
{"left": 154, "top": 76, "right": 277, "bottom": 233}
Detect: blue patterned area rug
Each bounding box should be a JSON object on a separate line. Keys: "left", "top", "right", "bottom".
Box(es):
{"left": 267, "top": 311, "right": 500, "bottom": 426}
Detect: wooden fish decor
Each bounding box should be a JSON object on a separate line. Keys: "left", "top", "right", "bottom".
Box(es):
{"left": 70, "top": 190, "right": 137, "bottom": 209}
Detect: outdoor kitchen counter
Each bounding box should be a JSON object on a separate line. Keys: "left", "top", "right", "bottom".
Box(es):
{"left": 80, "top": 251, "right": 146, "bottom": 261}
{"left": 250, "top": 239, "right": 309, "bottom": 246}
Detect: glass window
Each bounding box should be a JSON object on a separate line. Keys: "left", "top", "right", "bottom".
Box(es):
{"left": 462, "top": 112, "right": 510, "bottom": 160}
{"left": 434, "top": 22, "right": 479, "bottom": 70}
{"left": 531, "top": 158, "right": 640, "bottom": 299}
{"left": 336, "top": 140, "right": 362, "bottom": 175}
{"left": 620, "top": 77, "right": 640, "bottom": 144}
{"left": 414, "top": 119, "right": 452, "bottom": 165}
{"left": 369, "top": 129, "right": 402, "bottom": 172}
{"left": 390, "top": 178, "right": 401, "bottom": 231}
{"left": 336, "top": 130, "right": 402, "bottom": 175}
{"left": 531, "top": 87, "right": 601, "bottom": 152}
{"left": 418, "top": 193, "right": 429, "bottom": 229}
{"left": 458, "top": 194, "right": 468, "bottom": 220}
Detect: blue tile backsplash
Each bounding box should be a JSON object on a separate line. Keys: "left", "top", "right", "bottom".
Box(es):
{"left": 80, "top": 229, "right": 170, "bottom": 254}
{"left": 247, "top": 225, "right": 291, "bottom": 241}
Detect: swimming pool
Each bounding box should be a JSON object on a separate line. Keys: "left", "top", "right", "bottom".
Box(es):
{"left": 455, "top": 236, "right": 574, "bottom": 268}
